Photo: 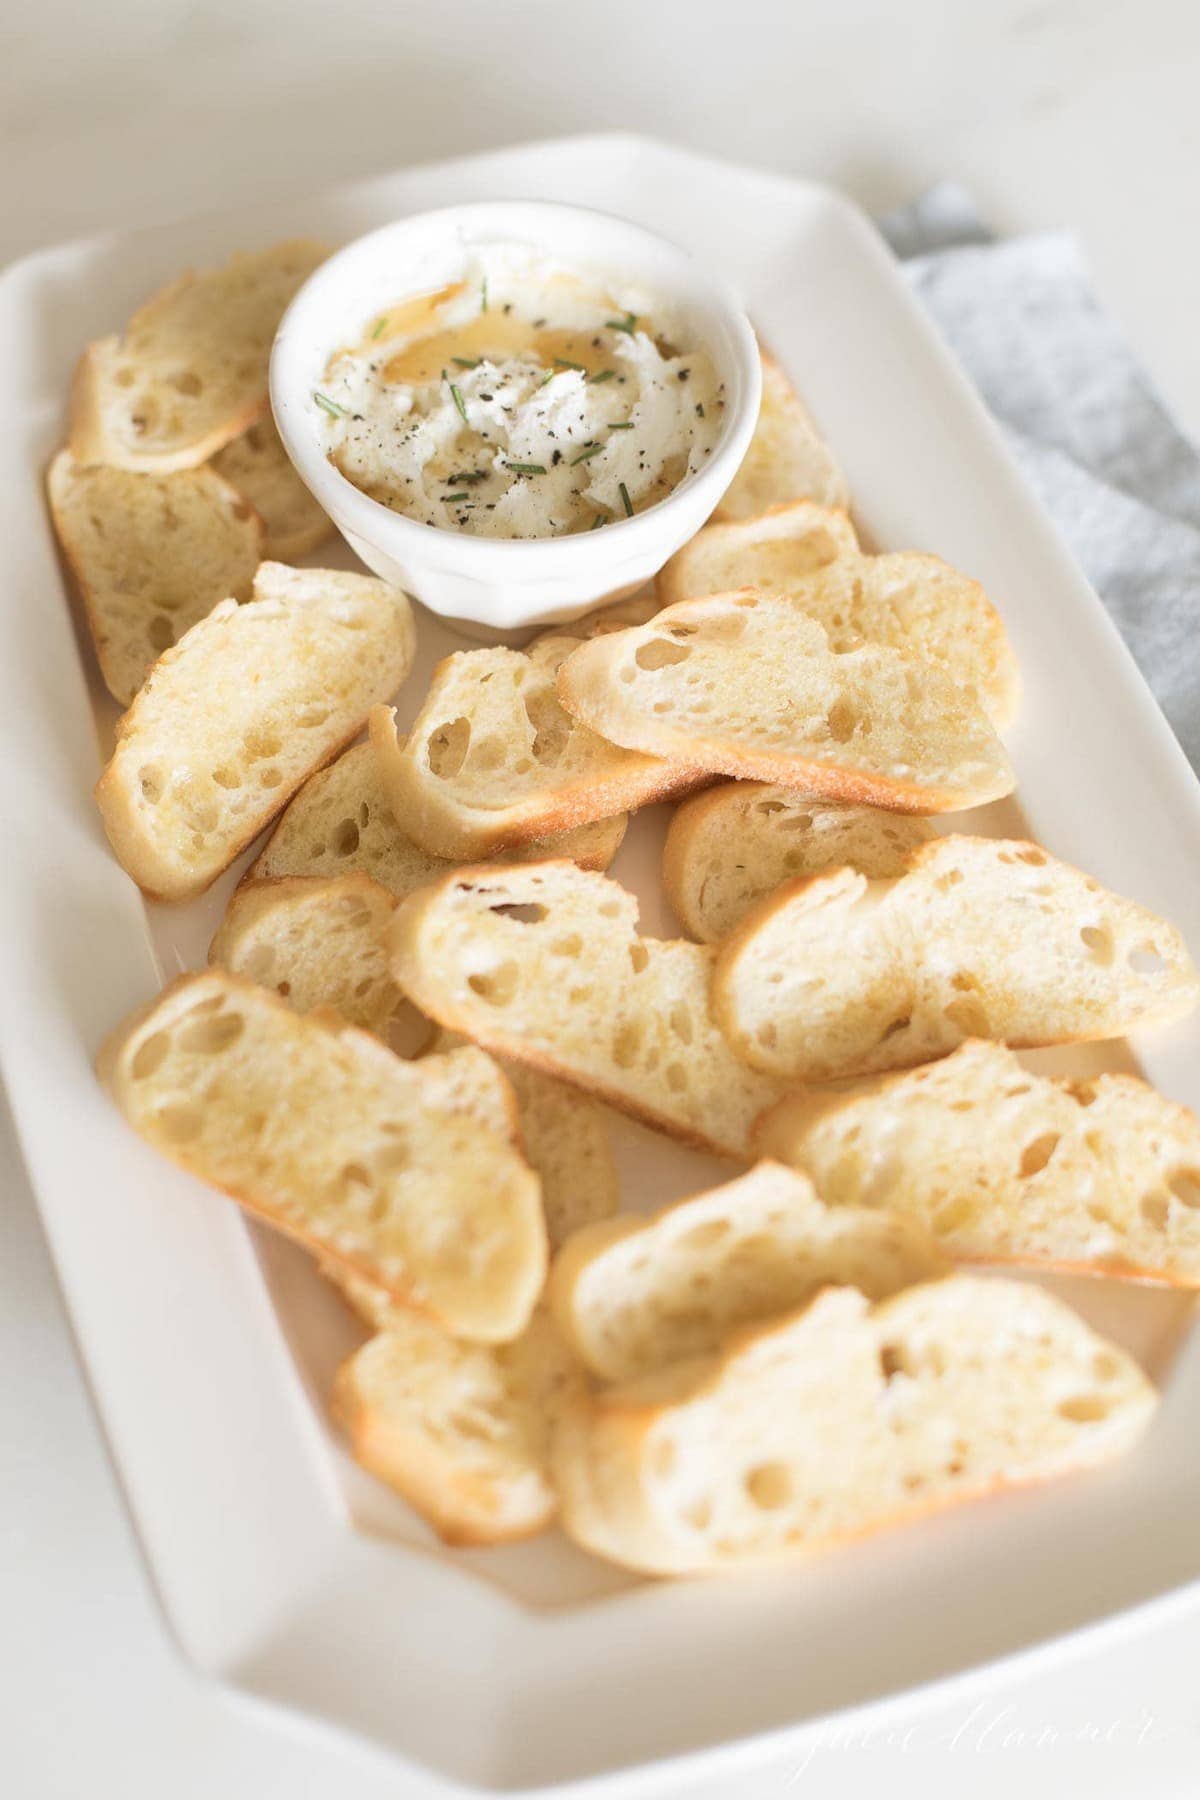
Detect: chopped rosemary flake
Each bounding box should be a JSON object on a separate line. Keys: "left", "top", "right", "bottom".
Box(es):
{"left": 590, "top": 513, "right": 607, "bottom": 530}
{"left": 370, "top": 316, "right": 388, "bottom": 339}
{"left": 696, "top": 402, "right": 706, "bottom": 418}
{"left": 587, "top": 368, "right": 616, "bottom": 384}
{"left": 446, "top": 469, "right": 487, "bottom": 484}
{"left": 554, "top": 357, "right": 586, "bottom": 371}
{"left": 618, "top": 481, "right": 633, "bottom": 517}
{"left": 606, "top": 312, "right": 638, "bottom": 335}
{"left": 313, "top": 390, "right": 348, "bottom": 418}
{"left": 445, "top": 492, "right": 469, "bottom": 503}
{"left": 506, "top": 461, "right": 547, "bottom": 475}
{"left": 448, "top": 382, "right": 469, "bottom": 424}
{"left": 608, "top": 420, "right": 634, "bottom": 430}
{"left": 452, "top": 356, "right": 481, "bottom": 369}
{"left": 481, "top": 276, "right": 488, "bottom": 313}
{"left": 539, "top": 369, "right": 557, "bottom": 387}
{"left": 570, "top": 443, "right": 604, "bottom": 465}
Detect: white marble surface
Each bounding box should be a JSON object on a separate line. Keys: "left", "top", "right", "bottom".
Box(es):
{"left": 5, "top": 2, "right": 1200, "bottom": 1794}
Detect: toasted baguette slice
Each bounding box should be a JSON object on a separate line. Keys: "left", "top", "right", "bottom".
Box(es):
{"left": 332, "top": 1309, "right": 583, "bottom": 1545}
{"left": 389, "top": 862, "right": 790, "bottom": 1158}
{"left": 431, "top": 1032, "right": 618, "bottom": 1250}
{"left": 659, "top": 503, "right": 1019, "bottom": 728}
{"left": 212, "top": 416, "right": 334, "bottom": 558}
{"left": 46, "top": 448, "right": 263, "bottom": 705}
{"left": 209, "top": 879, "right": 617, "bottom": 1243}
{"left": 549, "top": 1162, "right": 945, "bottom": 1381}
{"left": 209, "top": 878, "right": 616, "bottom": 1242}
{"left": 95, "top": 563, "right": 416, "bottom": 901}
{"left": 659, "top": 499, "right": 858, "bottom": 605}
{"left": 552, "top": 1275, "right": 1156, "bottom": 1574}
{"left": 556, "top": 590, "right": 1014, "bottom": 815}
{"left": 209, "top": 873, "right": 406, "bottom": 1035}
{"left": 714, "top": 351, "right": 849, "bottom": 520}
{"left": 758, "top": 1038, "right": 1200, "bottom": 1283}
{"left": 663, "top": 783, "right": 934, "bottom": 942}
{"left": 69, "top": 240, "right": 328, "bottom": 472}
{"left": 248, "top": 742, "right": 625, "bottom": 891}
{"left": 715, "top": 836, "right": 1200, "bottom": 1081}
{"left": 373, "top": 630, "right": 699, "bottom": 860}
{"left": 99, "top": 970, "right": 546, "bottom": 1341}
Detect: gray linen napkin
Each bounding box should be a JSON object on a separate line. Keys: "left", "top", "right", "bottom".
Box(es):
{"left": 880, "top": 183, "right": 1200, "bottom": 771}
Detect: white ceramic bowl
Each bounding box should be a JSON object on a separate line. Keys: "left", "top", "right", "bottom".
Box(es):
{"left": 269, "top": 200, "right": 761, "bottom": 635}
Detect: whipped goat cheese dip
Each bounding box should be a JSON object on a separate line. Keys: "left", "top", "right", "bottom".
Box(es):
{"left": 316, "top": 246, "right": 725, "bottom": 538}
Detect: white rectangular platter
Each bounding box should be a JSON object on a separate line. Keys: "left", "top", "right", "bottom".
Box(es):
{"left": 3, "top": 133, "right": 1200, "bottom": 1794}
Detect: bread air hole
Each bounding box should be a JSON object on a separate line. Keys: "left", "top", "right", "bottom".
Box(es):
{"left": 243, "top": 727, "right": 281, "bottom": 762}
{"left": 296, "top": 703, "right": 331, "bottom": 730}
{"left": 130, "top": 1030, "right": 171, "bottom": 1080}
{"left": 825, "top": 698, "right": 858, "bottom": 743}
{"left": 524, "top": 691, "right": 570, "bottom": 763}
{"left": 374, "top": 1140, "right": 410, "bottom": 1175}
{"left": 1019, "top": 1132, "right": 1061, "bottom": 1177}
{"left": 943, "top": 995, "right": 990, "bottom": 1035}
{"left": 665, "top": 1062, "right": 687, "bottom": 1093}
{"left": 490, "top": 902, "right": 547, "bottom": 925}
{"left": 157, "top": 1101, "right": 203, "bottom": 1142}
{"left": 1168, "top": 1170, "right": 1200, "bottom": 1209}
{"left": 1129, "top": 943, "right": 1167, "bottom": 975}
{"left": 1140, "top": 1192, "right": 1170, "bottom": 1230}
{"left": 427, "top": 717, "right": 471, "bottom": 779}
{"left": 467, "top": 962, "right": 520, "bottom": 1005}
{"left": 628, "top": 942, "right": 649, "bottom": 973}
{"left": 180, "top": 1010, "right": 245, "bottom": 1055}
{"left": 745, "top": 1462, "right": 793, "bottom": 1509}
{"left": 612, "top": 1019, "right": 644, "bottom": 1069}
{"left": 168, "top": 370, "right": 203, "bottom": 397}
{"left": 649, "top": 1437, "right": 677, "bottom": 1480}
{"left": 1058, "top": 1394, "right": 1111, "bottom": 1424}
{"left": 212, "top": 766, "right": 240, "bottom": 790}
{"left": 148, "top": 613, "right": 174, "bottom": 652}
{"left": 933, "top": 1197, "right": 975, "bottom": 1235}
{"left": 1080, "top": 924, "right": 1115, "bottom": 965}
{"left": 635, "top": 638, "right": 691, "bottom": 671}
{"left": 669, "top": 1002, "right": 693, "bottom": 1043}
{"left": 332, "top": 819, "right": 359, "bottom": 856}
{"left": 679, "top": 1218, "right": 731, "bottom": 1251}
{"left": 138, "top": 764, "right": 164, "bottom": 804}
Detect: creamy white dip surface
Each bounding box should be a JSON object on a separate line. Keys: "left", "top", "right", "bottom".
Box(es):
{"left": 316, "top": 246, "right": 725, "bottom": 538}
